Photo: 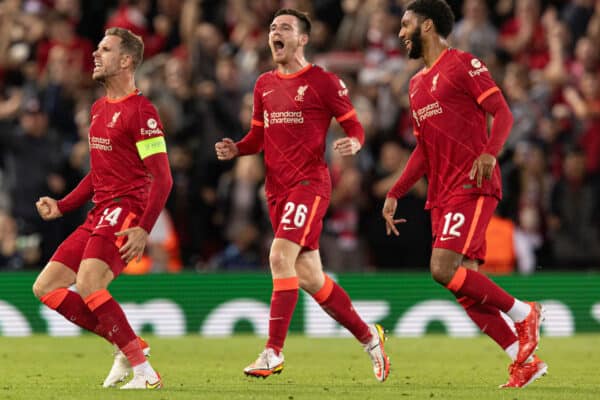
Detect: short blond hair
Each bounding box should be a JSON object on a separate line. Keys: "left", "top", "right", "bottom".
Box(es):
{"left": 105, "top": 27, "right": 144, "bottom": 70}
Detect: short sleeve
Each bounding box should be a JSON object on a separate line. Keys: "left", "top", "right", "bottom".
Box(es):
{"left": 133, "top": 99, "right": 167, "bottom": 160}
{"left": 454, "top": 53, "right": 500, "bottom": 105}
{"left": 321, "top": 72, "right": 356, "bottom": 122}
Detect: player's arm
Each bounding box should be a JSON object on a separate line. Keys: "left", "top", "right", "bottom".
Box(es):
{"left": 216, "top": 121, "right": 265, "bottom": 160}
{"left": 116, "top": 103, "right": 173, "bottom": 263}
{"left": 37, "top": 172, "right": 94, "bottom": 220}
{"left": 469, "top": 90, "right": 514, "bottom": 187}
{"left": 382, "top": 144, "right": 426, "bottom": 236}
{"left": 117, "top": 150, "right": 173, "bottom": 263}
{"left": 321, "top": 73, "right": 364, "bottom": 156}
{"left": 333, "top": 111, "right": 364, "bottom": 156}
{"left": 456, "top": 53, "right": 514, "bottom": 187}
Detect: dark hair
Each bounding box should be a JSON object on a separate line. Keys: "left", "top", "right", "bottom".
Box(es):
{"left": 406, "top": 0, "right": 455, "bottom": 38}
{"left": 273, "top": 9, "right": 312, "bottom": 35}
{"left": 105, "top": 27, "right": 144, "bottom": 69}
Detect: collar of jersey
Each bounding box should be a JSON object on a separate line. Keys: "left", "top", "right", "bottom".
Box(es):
{"left": 276, "top": 64, "right": 312, "bottom": 79}
{"left": 106, "top": 89, "right": 140, "bottom": 104}
{"left": 419, "top": 48, "right": 450, "bottom": 76}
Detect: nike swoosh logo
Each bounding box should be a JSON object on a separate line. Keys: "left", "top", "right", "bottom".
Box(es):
{"left": 263, "top": 90, "right": 275, "bottom": 97}
{"left": 145, "top": 379, "right": 162, "bottom": 389}
{"left": 282, "top": 226, "right": 297, "bottom": 231}
{"left": 410, "top": 89, "right": 419, "bottom": 98}
{"left": 439, "top": 236, "right": 456, "bottom": 241}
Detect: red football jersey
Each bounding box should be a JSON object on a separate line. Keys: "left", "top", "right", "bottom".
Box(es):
{"left": 88, "top": 90, "right": 167, "bottom": 205}
{"left": 250, "top": 64, "right": 356, "bottom": 198}
{"left": 409, "top": 48, "right": 503, "bottom": 209}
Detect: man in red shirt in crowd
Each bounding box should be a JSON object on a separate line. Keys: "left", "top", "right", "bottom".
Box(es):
{"left": 215, "top": 8, "right": 390, "bottom": 382}
{"left": 33, "top": 27, "right": 172, "bottom": 390}
{"left": 383, "top": 0, "right": 546, "bottom": 388}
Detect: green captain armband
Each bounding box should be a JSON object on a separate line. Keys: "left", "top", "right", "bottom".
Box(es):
{"left": 136, "top": 136, "right": 167, "bottom": 159}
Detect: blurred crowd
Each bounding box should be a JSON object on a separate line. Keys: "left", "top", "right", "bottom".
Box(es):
{"left": 0, "top": 0, "right": 599, "bottom": 273}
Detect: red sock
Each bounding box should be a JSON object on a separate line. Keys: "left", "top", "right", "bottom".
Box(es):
{"left": 313, "top": 274, "right": 371, "bottom": 344}
{"left": 447, "top": 267, "right": 515, "bottom": 312}
{"left": 84, "top": 289, "right": 145, "bottom": 367}
{"left": 40, "top": 288, "right": 110, "bottom": 341}
{"left": 266, "top": 277, "right": 299, "bottom": 354}
{"left": 456, "top": 295, "right": 517, "bottom": 350}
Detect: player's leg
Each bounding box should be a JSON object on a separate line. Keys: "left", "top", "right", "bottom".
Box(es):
{"left": 78, "top": 235, "right": 161, "bottom": 390}
{"left": 296, "top": 250, "right": 390, "bottom": 382}
{"left": 244, "top": 237, "right": 301, "bottom": 378}
{"left": 458, "top": 260, "right": 519, "bottom": 360}
{"left": 459, "top": 259, "right": 548, "bottom": 387}
{"left": 430, "top": 196, "right": 543, "bottom": 365}
{"left": 33, "top": 228, "right": 108, "bottom": 339}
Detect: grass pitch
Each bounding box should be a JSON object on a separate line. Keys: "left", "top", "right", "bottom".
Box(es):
{"left": 1, "top": 334, "right": 599, "bottom": 400}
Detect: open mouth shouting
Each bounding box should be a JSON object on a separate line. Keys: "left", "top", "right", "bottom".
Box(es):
{"left": 272, "top": 39, "right": 285, "bottom": 56}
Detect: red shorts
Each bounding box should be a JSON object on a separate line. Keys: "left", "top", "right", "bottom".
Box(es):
{"left": 268, "top": 189, "right": 329, "bottom": 250}
{"left": 50, "top": 199, "right": 143, "bottom": 277}
{"left": 430, "top": 195, "right": 498, "bottom": 262}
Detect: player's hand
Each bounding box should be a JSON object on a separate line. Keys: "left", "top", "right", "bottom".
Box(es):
{"left": 469, "top": 153, "right": 496, "bottom": 188}
{"left": 36, "top": 197, "right": 62, "bottom": 220}
{"left": 382, "top": 197, "right": 407, "bottom": 236}
{"left": 333, "top": 137, "right": 361, "bottom": 156}
{"left": 215, "top": 138, "right": 239, "bottom": 160}
{"left": 115, "top": 226, "right": 148, "bottom": 263}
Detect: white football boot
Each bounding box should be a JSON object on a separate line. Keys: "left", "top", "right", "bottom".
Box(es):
{"left": 363, "top": 324, "right": 391, "bottom": 382}
{"left": 102, "top": 337, "right": 151, "bottom": 388}
{"left": 120, "top": 368, "right": 162, "bottom": 390}
{"left": 244, "top": 348, "right": 284, "bottom": 378}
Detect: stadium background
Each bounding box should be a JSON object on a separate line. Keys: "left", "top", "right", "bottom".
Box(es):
{"left": 0, "top": 0, "right": 599, "bottom": 339}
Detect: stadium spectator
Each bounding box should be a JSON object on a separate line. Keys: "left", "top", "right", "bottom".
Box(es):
{"left": 479, "top": 213, "right": 516, "bottom": 275}
{"left": 365, "top": 138, "right": 430, "bottom": 269}
{"left": 0, "top": 96, "right": 65, "bottom": 263}
{"left": 0, "top": 209, "right": 22, "bottom": 270}
{"left": 548, "top": 145, "right": 600, "bottom": 267}
{"left": 31, "top": 27, "right": 169, "bottom": 389}
{"left": 498, "top": 0, "right": 550, "bottom": 70}
{"left": 563, "top": 71, "right": 600, "bottom": 174}
{"left": 212, "top": 154, "right": 268, "bottom": 271}
{"left": 321, "top": 145, "right": 366, "bottom": 271}
{"left": 451, "top": 0, "right": 498, "bottom": 60}
{"left": 36, "top": 12, "right": 95, "bottom": 83}
{"left": 215, "top": 8, "right": 390, "bottom": 382}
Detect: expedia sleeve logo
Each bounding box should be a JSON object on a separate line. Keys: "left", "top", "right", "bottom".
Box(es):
{"left": 338, "top": 79, "right": 348, "bottom": 97}
{"left": 468, "top": 58, "right": 488, "bottom": 77}
{"left": 140, "top": 118, "right": 163, "bottom": 135}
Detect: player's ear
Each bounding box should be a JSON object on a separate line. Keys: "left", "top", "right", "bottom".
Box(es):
{"left": 120, "top": 54, "right": 132, "bottom": 69}
{"left": 299, "top": 33, "right": 309, "bottom": 47}
{"left": 422, "top": 18, "right": 433, "bottom": 33}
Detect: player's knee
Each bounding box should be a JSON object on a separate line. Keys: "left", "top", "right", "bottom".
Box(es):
{"left": 297, "top": 273, "right": 318, "bottom": 293}
{"left": 32, "top": 279, "right": 47, "bottom": 299}
{"left": 75, "top": 277, "right": 94, "bottom": 299}
{"left": 430, "top": 262, "right": 453, "bottom": 286}
{"left": 269, "top": 250, "right": 292, "bottom": 275}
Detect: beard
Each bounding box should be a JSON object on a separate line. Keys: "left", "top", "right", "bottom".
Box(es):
{"left": 407, "top": 28, "right": 423, "bottom": 59}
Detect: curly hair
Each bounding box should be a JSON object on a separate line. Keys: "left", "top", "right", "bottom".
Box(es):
{"left": 406, "top": 0, "right": 455, "bottom": 38}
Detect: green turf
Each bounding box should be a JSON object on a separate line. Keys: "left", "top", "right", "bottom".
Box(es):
{"left": 1, "top": 334, "right": 599, "bottom": 399}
